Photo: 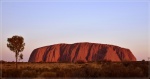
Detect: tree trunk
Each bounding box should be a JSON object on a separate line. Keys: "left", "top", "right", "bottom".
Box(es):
{"left": 15, "top": 52, "right": 18, "bottom": 69}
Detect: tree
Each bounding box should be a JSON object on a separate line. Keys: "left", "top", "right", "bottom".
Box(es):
{"left": 19, "top": 53, "right": 23, "bottom": 62}
{"left": 7, "top": 35, "right": 25, "bottom": 69}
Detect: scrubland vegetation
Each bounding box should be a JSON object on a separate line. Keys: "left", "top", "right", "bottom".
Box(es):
{"left": 1, "top": 61, "right": 149, "bottom": 78}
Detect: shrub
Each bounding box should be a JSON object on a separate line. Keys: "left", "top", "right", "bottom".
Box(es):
{"left": 50, "top": 67, "right": 60, "bottom": 72}
{"left": 126, "top": 65, "right": 144, "bottom": 77}
{"left": 39, "top": 61, "right": 45, "bottom": 63}
{"left": 25, "top": 66, "right": 32, "bottom": 70}
{"left": 100, "top": 63, "right": 127, "bottom": 77}
{"left": 142, "top": 59, "right": 145, "bottom": 62}
{"left": 2, "top": 69, "right": 22, "bottom": 77}
{"left": 21, "top": 70, "right": 37, "bottom": 77}
{"left": 2, "top": 61, "right": 148, "bottom": 77}
{"left": 70, "top": 64, "right": 101, "bottom": 77}
{"left": 39, "top": 71, "right": 56, "bottom": 77}
{"left": 75, "top": 60, "right": 86, "bottom": 64}
{"left": 123, "top": 62, "right": 130, "bottom": 67}
{"left": 58, "top": 61, "right": 71, "bottom": 63}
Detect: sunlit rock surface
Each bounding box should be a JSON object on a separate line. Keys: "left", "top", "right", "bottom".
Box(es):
{"left": 28, "top": 42, "right": 136, "bottom": 62}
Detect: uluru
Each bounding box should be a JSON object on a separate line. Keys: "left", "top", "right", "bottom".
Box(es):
{"left": 28, "top": 42, "right": 136, "bottom": 62}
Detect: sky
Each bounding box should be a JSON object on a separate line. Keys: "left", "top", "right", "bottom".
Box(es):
{"left": 1, "top": 0, "right": 150, "bottom": 62}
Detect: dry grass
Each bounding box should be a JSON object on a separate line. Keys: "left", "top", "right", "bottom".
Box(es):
{"left": 1, "top": 61, "right": 149, "bottom": 78}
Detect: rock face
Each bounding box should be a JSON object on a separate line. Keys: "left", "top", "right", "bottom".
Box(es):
{"left": 28, "top": 42, "right": 136, "bottom": 62}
